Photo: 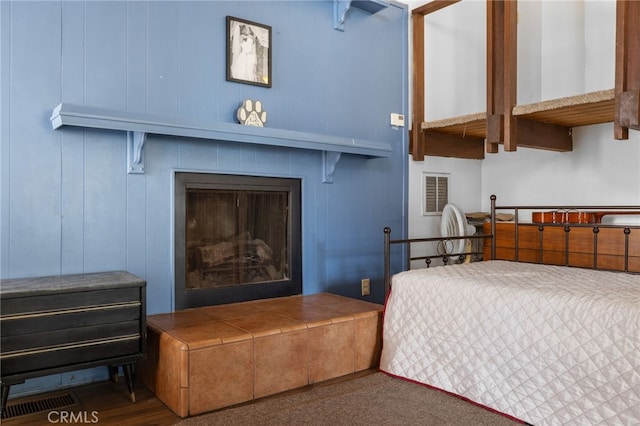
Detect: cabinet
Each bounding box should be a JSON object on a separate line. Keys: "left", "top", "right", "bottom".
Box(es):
{"left": 0, "top": 271, "right": 146, "bottom": 413}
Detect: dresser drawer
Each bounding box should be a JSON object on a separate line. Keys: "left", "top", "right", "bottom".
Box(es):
{"left": 0, "top": 288, "right": 141, "bottom": 316}
{"left": 1, "top": 336, "right": 141, "bottom": 376}
{"left": 1, "top": 319, "right": 140, "bottom": 353}
{"left": 1, "top": 303, "right": 140, "bottom": 336}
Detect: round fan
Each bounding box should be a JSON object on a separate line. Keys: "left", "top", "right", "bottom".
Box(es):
{"left": 440, "top": 203, "right": 467, "bottom": 255}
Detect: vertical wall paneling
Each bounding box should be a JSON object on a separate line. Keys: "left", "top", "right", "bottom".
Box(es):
{"left": 84, "top": 2, "right": 128, "bottom": 109}
{"left": 147, "top": 1, "right": 180, "bottom": 116}
{"left": 82, "top": 129, "right": 128, "bottom": 273}
{"left": 8, "top": 2, "right": 63, "bottom": 277}
{"left": 322, "top": 3, "right": 408, "bottom": 301}
{"left": 60, "top": 1, "right": 86, "bottom": 274}
{"left": 82, "top": 2, "right": 128, "bottom": 273}
{"left": 126, "top": 1, "right": 148, "bottom": 113}
{"left": 1, "top": 0, "right": 11, "bottom": 277}
{"left": 300, "top": 151, "right": 324, "bottom": 296}
{"left": 2, "top": 0, "right": 408, "bottom": 395}
{"left": 145, "top": 138, "right": 179, "bottom": 314}
{"left": 177, "top": 1, "right": 219, "bottom": 121}
{"left": 125, "top": 1, "right": 149, "bottom": 281}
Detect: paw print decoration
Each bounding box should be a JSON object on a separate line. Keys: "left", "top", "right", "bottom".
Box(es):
{"left": 236, "top": 99, "right": 267, "bottom": 127}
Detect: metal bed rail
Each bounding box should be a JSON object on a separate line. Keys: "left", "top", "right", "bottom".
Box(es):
{"left": 384, "top": 195, "right": 640, "bottom": 298}
{"left": 383, "top": 228, "right": 491, "bottom": 297}
{"left": 490, "top": 194, "right": 640, "bottom": 271}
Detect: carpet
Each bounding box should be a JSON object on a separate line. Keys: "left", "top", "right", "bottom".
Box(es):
{"left": 177, "top": 372, "right": 522, "bottom": 426}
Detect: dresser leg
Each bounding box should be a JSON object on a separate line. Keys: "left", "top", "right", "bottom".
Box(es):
{"left": 1, "top": 385, "right": 9, "bottom": 414}
{"left": 123, "top": 364, "right": 136, "bottom": 403}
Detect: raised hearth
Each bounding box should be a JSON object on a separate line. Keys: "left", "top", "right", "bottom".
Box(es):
{"left": 136, "top": 293, "right": 383, "bottom": 417}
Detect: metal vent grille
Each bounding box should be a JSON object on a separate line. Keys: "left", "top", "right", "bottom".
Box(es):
{"left": 423, "top": 173, "right": 449, "bottom": 215}
{"left": 1, "top": 392, "right": 78, "bottom": 420}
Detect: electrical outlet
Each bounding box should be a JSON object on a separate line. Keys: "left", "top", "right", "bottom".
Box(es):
{"left": 361, "top": 278, "right": 371, "bottom": 296}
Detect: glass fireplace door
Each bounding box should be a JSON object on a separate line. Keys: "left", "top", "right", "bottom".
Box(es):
{"left": 174, "top": 173, "right": 301, "bottom": 309}
{"left": 185, "top": 188, "right": 289, "bottom": 289}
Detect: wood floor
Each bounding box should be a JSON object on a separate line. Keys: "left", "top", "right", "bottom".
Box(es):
{"left": 2, "top": 370, "right": 380, "bottom": 426}
{"left": 2, "top": 379, "right": 180, "bottom": 426}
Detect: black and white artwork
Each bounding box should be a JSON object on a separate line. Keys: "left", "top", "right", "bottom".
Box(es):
{"left": 226, "top": 16, "right": 272, "bottom": 88}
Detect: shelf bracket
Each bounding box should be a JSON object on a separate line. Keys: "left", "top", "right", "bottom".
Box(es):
{"left": 334, "top": 0, "right": 352, "bottom": 31}
{"left": 334, "top": 0, "right": 388, "bottom": 31}
{"left": 322, "top": 151, "right": 342, "bottom": 183}
{"left": 127, "top": 131, "right": 147, "bottom": 174}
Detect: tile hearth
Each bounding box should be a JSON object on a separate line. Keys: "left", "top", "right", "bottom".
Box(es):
{"left": 136, "top": 293, "right": 383, "bottom": 418}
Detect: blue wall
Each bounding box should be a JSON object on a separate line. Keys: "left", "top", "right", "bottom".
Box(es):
{"left": 1, "top": 0, "right": 407, "bottom": 396}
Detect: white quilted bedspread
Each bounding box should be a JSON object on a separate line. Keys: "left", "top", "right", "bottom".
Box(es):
{"left": 380, "top": 261, "right": 640, "bottom": 425}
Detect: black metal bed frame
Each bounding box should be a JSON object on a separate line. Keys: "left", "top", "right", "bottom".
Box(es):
{"left": 384, "top": 195, "right": 640, "bottom": 297}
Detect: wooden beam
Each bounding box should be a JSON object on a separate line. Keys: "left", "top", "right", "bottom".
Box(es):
{"left": 411, "top": 12, "right": 426, "bottom": 160}
{"left": 503, "top": 0, "right": 518, "bottom": 151}
{"left": 514, "top": 118, "right": 572, "bottom": 152}
{"left": 412, "top": 0, "right": 461, "bottom": 16}
{"left": 618, "top": 89, "right": 640, "bottom": 129}
{"left": 482, "top": 116, "right": 572, "bottom": 152}
{"left": 486, "top": 114, "right": 501, "bottom": 153}
{"left": 423, "top": 131, "right": 485, "bottom": 159}
{"left": 615, "top": 0, "right": 640, "bottom": 139}
{"left": 411, "top": 0, "right": 463, "bottom": 160}
{"left": 486, "top": 0, "right": 502, "bottom": 153}
{"left": 486, "top": 0, "right": 517, "bottom": 153}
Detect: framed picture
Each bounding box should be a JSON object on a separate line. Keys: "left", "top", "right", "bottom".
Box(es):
{"left": 226, "top": 16, "right": 272, "bottom": 88}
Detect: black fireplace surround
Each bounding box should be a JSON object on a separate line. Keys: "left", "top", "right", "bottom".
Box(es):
{"left": 174, "top": 172, "right": 302, "bottom": 309}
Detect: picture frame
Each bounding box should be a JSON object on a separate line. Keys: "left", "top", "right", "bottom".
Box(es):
{"left": 226, "top": 16, "right": 272, "bottom": 88}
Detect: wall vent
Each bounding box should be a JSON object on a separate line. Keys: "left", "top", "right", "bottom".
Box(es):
{"left": 422, "top": 173, "right": 449, "bottom": 215}
{"left": 1, "top": 392, "right": 78, "bottom": 420}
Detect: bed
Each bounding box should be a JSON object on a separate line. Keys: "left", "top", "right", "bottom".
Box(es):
{"left": 380, "top": 196, "right": 640, "bottom": 425}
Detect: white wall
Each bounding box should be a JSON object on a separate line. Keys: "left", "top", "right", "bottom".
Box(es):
{"left": 408, "top": 0, "right": 639, "bottom": 243}
{"left": 408, "top": 157, "right": 482, "bottom": 267}
{"left": 482, "top": 124, "right": 640, "bottom": 209}
{"left": 423, "top": 0, "right": 485, "bottom": 119}
{"left": 408, "top": 0, "right": 485, "bottom": 253}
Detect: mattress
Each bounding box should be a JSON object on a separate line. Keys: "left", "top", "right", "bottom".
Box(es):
{"left": 380, "top": 260, "right": 640, "bottom": 425}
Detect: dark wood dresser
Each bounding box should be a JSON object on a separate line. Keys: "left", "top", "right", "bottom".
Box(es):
{"left": 0, "top": 271, "right": 146, "bottom": 413}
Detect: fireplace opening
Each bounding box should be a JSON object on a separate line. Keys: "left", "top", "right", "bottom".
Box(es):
{"left": 174, "top": 173, "right": 302, "bottom": 309}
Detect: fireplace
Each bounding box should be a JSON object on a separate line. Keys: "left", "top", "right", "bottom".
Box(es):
{"left": 174, "top": 172, "right": 302, "bottom": 309}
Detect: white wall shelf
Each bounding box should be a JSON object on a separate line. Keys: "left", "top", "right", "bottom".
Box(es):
{"left": 50, "top": 103, "right": 391, "bottom": 181}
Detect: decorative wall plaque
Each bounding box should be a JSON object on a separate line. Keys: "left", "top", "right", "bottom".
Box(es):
{"left": 236, "top": 99, "right": 267, "bottom": 127}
